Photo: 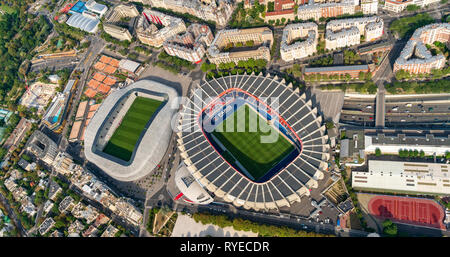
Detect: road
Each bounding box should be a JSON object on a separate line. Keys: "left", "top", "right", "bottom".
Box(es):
{"left": 0, "top": 191, "right": 28, "bottom": 236}
{"left": 59, "top": 35, "right": 106, "bottom": 150}
{"left": 375, "top": 87, "right": 386, "bottom": 127}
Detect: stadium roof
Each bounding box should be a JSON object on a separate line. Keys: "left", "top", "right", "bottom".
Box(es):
{"left": 175, "top": 163, "right": 214, "bottom": 205}
{"left": 177, "top": 74, "right": 330, "bottom": 211}
{"left": 66, "top": 12, "right": 100, "bottom": 33}
{"left": 119, "top": 59, "right": 141, "bottom": 73}
{"left": 84, "top": 80, "right": 179, "bottom": 181}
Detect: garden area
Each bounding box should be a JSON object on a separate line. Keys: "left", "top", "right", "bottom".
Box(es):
{"left": 228, "top": 1, "right": 266, "bottom": 29}
{"left": 385, "top": 78, "right": 450, "bottom": 94}
{"left": 154, "top": 51, "right": 195, "bottom": 75}
{"left": 146, "top": 207, "right": 178, "bottom": 236}
{"left": 201, "top": 58, "right": 268, "bottom": 79}
{"left": 389, "top": 13, "right": 435, "bottom": 39}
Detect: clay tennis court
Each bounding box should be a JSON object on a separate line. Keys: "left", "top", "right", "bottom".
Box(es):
{"left": 368, "top": 195, "right": 445, "bottom": 229}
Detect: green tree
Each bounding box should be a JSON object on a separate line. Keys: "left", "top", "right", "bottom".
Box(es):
{"left": 419, "top": 150, "right": 425, "bottom": 158}
{"left": 382, "top": 219, "right": 398, "bottom": 236}
{"left": 375, "top": 148, "right": 381, "bottom": 157}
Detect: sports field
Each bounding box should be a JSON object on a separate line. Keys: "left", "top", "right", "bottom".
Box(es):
{"left": 212, "top": 105, "right": 295, "bottom": 181}
{"left": 103, "top": 97, "right": 163, "bottom": 162}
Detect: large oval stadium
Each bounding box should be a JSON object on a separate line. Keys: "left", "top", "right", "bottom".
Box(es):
{"left": 177, "top": 74, "right": 330, "bottom": 211}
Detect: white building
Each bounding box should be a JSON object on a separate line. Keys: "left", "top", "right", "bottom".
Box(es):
{"left": 163, "top": 24, "right": 214, "bottom": 63}
{"left": 66, "top": 11, "right": 100, "bottom": 33}
{"left": 174, "top": 163, "right": 213, "bottom": 205}
{"left": 352, "top": 160, "right": 450, "bottom": 195}
{"left": 325, "top": 16, "right": 384, "bottom": 50}
{"left": 135, "top": 9, "right": 187, "bottom": 47}
{"left": 384, "top": 0, "right": 440, "bottom": 13}
{"left": 364, "top": 133, "right": 450, "bottom": 156}
{"left": 280, "top": 22, "right": 318, "bottom": 62}
{"left": 85, "top": 0, "right": 108, "bottom": 17}
{"left": 393, "top": 23, "right": 450, "bottom": 74}
{"left": 296, "top": 2, "right": 356, "bottom": 21}
{"left": 361, "top": 0, "right": 378, "bottom": 14}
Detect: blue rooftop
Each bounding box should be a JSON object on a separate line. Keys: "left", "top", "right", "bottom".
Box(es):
{"left": 70, "top": 1, "right": 87, "bottom": 14}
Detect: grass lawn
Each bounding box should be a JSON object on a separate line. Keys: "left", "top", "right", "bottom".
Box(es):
{"left": 389, "top": 13, "right": 435, "bottom": 39}
{"left": 103, "top": 97, "right": 163, "bottom": 162}
{"left": 212, "top": 105, "right": 295, "bottom": 181}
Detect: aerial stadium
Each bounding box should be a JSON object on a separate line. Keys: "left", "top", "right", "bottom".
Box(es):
{"left": 176, "top": 74, "right": 330, "bottom": 211}
{"left": 84, "top": 80, "right": 179, "bottom": 181}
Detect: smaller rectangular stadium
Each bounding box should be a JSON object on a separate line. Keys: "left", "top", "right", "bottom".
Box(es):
{"left": 103, "top": 97, "right": 163, "bottom": 162}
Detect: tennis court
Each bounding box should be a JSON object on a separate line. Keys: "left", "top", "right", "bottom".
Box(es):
{"left": 368, "top": 195, "right": 445, "bottom": 229}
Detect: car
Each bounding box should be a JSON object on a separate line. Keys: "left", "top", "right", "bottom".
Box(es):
{"left": 366, "top": 105, "right": 372, "bottom": 109}
{"left": 401, "top": 119, "right": 406, "bottom": 122}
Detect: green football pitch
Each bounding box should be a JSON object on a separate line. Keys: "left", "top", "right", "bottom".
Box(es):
{"left": 211, "top": 105, "right": 295, "bottom": 181}
{"left": 103, "top": 97, "right": 163, "bottom": 162}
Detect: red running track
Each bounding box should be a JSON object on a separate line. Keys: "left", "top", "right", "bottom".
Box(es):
{"left": 368, "top": 195, "right": 445, "bottom": 230}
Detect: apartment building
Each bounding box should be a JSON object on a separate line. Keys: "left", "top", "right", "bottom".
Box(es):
{"left": 135, "top": 9, "right": 186, "bottom": 47}
{"left": 325, "top": 16, "right": 384, "bottom": 50}
{"left": 297, "top": 2, "right": 356, "bottom": 21}
{"left": 361, "top": 0, "right": 378, "bottom": 14}
{"left": 103, "top": 24, "right": 133, "bottom": 41}
{"left": 384, "top": 0, "right": 440, "bottom": 13}
{"left": 163, "top": 24, "right": 214, "bottom": 63}
{"left": 207, "top": 27, "right": 273, "bottom": 64}
{"left": 280, "top": 22, "right": 318, "bottom": 62}
{"left": 394, "top": 23, "right": 450, "bottom": 74}
{"left": 145, "top": 0, "right": 233, "bottom": 27}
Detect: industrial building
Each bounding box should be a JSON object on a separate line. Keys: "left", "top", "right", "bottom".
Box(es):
{"left": 304, "top": 65, "right": 370, "bottom": 79}
{"left": 352, "top": 160, "right": 450, "bottom": 195}
{"left": 364, "top": 133, "right": 450, "bottom": 156}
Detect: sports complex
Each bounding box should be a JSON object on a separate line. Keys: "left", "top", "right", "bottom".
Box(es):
{"left": 368, "top": 195, "right": 446, "bottom": 230}
{"left": 84, "top": 79, "right": 179, "bottom": 181}
{"left": 177, "top": 74, "right": 330, "bottom": 211}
